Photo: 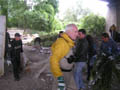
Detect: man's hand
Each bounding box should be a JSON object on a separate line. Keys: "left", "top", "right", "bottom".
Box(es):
{"left": 108, "top": 56, "right": 114, "bottom": 61}
{"left": 101, "top": 53, "right": 106, "bottom": 56}
{"left": 67, "top": 55, "right": 75, "bottom": 63}
{"left": 7, "top": 60, "right": 12, "bottom": 66}
{"left": 93, "top": 55, "right": 97, "bottom": 58}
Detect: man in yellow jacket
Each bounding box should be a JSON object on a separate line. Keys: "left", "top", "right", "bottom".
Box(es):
{"left": 50, "top": 24, "right": 78, "bottom": 90}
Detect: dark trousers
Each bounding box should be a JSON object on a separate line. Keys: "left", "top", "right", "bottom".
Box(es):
{"left": 4, "top": 47, "right": 11, "bottom": 60}
{"left": 87, "top": 63, "right": 93, "bottom": 81}
{"left": 11, "top": 56, "right": 21, "bottom": 79}
{"left": 101, "top": 61, "right": 112, "bottom": 90}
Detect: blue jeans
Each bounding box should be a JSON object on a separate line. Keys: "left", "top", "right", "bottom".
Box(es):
{"left": 74, "top": 62, "right": 86, "bottom": 89}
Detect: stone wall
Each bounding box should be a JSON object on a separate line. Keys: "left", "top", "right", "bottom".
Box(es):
{"left": 0, "top": 16, "right": 6, "bottom": 76}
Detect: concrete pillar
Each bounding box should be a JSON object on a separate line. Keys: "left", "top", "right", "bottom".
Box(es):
{"left": 116, "top": 4, "right": 120, "bottom": 31}
{"left": 106, "top": 1, "right": 120, "bottom": 32}
{"left": 0, "top": 16, "right": 6, "bottom": 76}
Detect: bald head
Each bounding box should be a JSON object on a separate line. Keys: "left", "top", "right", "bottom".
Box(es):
{"left": 65, "top": 24, "right": 78, "bottom": 40}
{"left": 65, "top": 24, "right": 78, "bottom": 32}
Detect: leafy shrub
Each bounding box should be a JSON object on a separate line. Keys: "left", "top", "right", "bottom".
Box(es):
{"left": 81, "top": 13, "right": 106, "bottom": 36}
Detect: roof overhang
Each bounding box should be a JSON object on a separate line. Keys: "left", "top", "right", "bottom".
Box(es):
{"left": 100, "top": 0, "right": 120, "bottom": 2}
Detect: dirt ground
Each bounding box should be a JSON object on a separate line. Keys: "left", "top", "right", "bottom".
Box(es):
{"left": 0, "top": 45, "right": 120, "bottom": 90}
{"left": 0, "top": 45, "right": 91, "bottom": 90}
{"left": 0, "top": 45, "right": 53, "bottom": 90}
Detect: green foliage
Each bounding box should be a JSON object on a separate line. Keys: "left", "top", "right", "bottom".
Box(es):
{"left": 0, "top": 0, "right": 8, "bottom": 15}
{"left": 27, "top": 0, "right": 58, "bottom": 32}
{"left": 53, "top": 18, "right": 63, "bottom": 30}
{"left": 0, "top": 0, "right": 59, "bottom": 32}
{"left": 34, "top": 0, "right": 58, "bottom": 13}
{"left": 60, "top": 1, "right": 105, "bottom": 36}
{"left": 0, "top": 0, "right": 28, "bottom": 28}
{"left": 0, "top": 0, "right": 8, "bottom": 26}
{"left": 28, "top": 30, "right": 58, "bottom": 46}
{"left": 39, "top": 32, "right": 58, "bottom": 47}
{"left": 81, "top": 13, "right": 106, "bottom": 36}
{"left": 47, "top": 0, "right": 59, "bottom": 13}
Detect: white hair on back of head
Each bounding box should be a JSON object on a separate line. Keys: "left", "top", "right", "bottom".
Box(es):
{"left": 65, "top": 24, "right": 77, "bottom": 32}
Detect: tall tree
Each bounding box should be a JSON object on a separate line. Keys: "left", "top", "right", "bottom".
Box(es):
{"left": 34, "top": 1, "right": 55, "bottom": 32}
{"left": 0, "top": 0, "right": 28, "bottom": 28}
{"left": 0, "top": 0, "right": 59, "bottom": 32}
{"left": 47, "top": 0, "right": 59, "bottom": 13}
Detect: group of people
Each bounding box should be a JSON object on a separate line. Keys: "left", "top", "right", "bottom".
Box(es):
{"left": 4, "top": 24, "right": 119, "bottom": 88}
{"left": 50, "top": 24, "right": 119, "bottom": 90}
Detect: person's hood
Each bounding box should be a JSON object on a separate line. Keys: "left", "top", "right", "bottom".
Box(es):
{"left": 61, "top": 33, "right": 74, "bottom": 48}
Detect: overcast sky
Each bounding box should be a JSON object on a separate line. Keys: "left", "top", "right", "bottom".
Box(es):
{"left": 58, "top": 0, "right": 108, "bottom": 18}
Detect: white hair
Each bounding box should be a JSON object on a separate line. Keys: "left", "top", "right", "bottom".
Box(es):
{"left": 65, "top": 24, "right": 77, "bottom": 32}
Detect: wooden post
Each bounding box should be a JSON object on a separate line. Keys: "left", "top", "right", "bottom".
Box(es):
{"left": 0, "top": 16, "right": 6, "bottom": 76}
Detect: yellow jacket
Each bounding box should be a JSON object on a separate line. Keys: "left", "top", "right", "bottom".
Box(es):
{"left": 50, "top": 33, "right": 74, "bottom": 78}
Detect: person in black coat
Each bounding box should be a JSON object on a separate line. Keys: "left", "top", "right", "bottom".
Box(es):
{"left": 109, "top": 24, "right": 120, "bottom": 42}
{"left": 73, "top": 29, "right": 88, "bottom": 90}
{"left": 86, "top": 35, "right": 97, "bottom": 81}
{"left": 4, "top": 31, "right": 11, "bottom": 60}
{"left": 11, "top": 33, "right": 23, "bottom": 81}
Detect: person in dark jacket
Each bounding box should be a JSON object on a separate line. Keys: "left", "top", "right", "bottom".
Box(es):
{"left": 96, "top": 33, "right": 119, "bottom": 90}
{"left": 34, "top": 37, "right": 41, "bottom": 50}
{"left": 11, "top": 33, "right": 23, "bottom": 81}
{"left": 109, "top": 24, "right": 117, "bottom": 41}
{"left": 109, "top": 24, "right": 120, "bottom": 42}
{"left": 34, "top": 37, "right": 41, "bottom": 46}
{"left": 73, "top": 29, "right": 88, "bottom": 90}
{"left": 86, "top": 35, "right": 97, "bottom": 82}
{"left": 100, "top": 33, "right": 118, "bottom": 57}
{"left": 4, "top": 31, "right": 11, "bottom": 60}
